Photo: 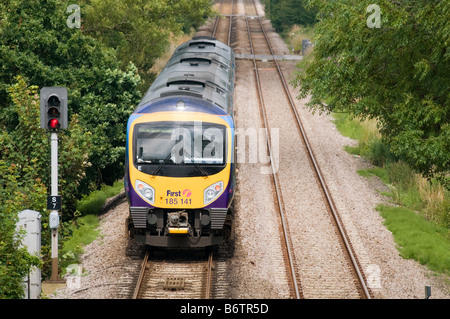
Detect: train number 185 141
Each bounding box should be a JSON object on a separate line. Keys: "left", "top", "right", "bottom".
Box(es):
{"left": 165, "top": 198, "right": 192, "bottom": 205}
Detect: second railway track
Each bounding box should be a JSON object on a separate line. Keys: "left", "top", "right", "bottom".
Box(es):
{"left": 235, "top": 0, "right": 371, "bottom": 298}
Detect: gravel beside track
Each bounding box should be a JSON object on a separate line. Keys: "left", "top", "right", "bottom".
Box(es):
{"left": 50, "top": 0, "right": 449, "bottom": 299}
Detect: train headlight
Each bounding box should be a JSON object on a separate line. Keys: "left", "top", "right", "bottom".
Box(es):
{"left": 135, "top": 180, "right": 155, "bottom": 204}
{"left": 204, "top": 181, "right": 223, "bottom": 205}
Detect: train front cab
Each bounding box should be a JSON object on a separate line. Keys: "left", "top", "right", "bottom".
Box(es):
{"left": 125, "top": 106, "right": 235, "bottom": 248}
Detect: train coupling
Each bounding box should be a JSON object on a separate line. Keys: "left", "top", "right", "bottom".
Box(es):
{"left": 166, "top": 211, "right": 190, "bottom": 235}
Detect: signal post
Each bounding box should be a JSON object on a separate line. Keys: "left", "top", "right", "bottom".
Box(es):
{"left": 40, "top": 87, "right": 67, "bottom": 283}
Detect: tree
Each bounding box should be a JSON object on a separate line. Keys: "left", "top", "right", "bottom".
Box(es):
{"left": 79, "top": 0, "right": 215, "bottom": 91}
{"left": 0, "top": 0, "right": 142, "bottom": 190}
{"left": 266, "top": 0, "right": 318, "bottom": 33}
{"left": 0, "top": 76, "right": 93, "bottom": 280}
{"left": 292, "top": 0, "right": 449, "bottom": 179}
{"left": 0, "top": 159, "right": 43, "bottom": 298}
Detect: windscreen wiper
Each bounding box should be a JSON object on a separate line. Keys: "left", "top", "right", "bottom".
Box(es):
{"left": 182, "top": 148, "right": 208, "bottom": 177}
{"left": 151, "top": 153, "right": 172, "bottom": 176}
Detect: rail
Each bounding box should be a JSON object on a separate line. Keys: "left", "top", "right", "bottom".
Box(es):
{"left": 251, "top": 6, "right": 371, "bottom": 299}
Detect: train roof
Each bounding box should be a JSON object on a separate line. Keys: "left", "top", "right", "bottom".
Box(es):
{"left": 137, "top": 85, "right": 232, "bottom": 114}
{"left": 172, "top": 36, "right": 234, "bottom": 65}
{"left": 149, "top": 61, "right": 232, "bottom": 94}
{"left": 166, "top": 52, "right": 234, "bottom": 84}
{"left": 167, "top": 53, "right": 231, "bottom": 72}
{"left": 136, "top": 36, "right": 235, "bottom": 116}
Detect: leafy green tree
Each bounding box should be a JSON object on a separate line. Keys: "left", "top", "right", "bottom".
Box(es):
{"left": 292, "top": 0, "right": 449, "bottom": 179}
{"left": 79, "top": 0, "right": 215, "bottom": 90}
{"left": 265, "top": 0, "right": 318, "bottom": 33}
{"left": 0, "top": 160, "right": 44, "bottom": 299}
{"left": 0, "top": 76, "right": 93, "bottom": 280}
{"left": 0, "top": 0, "right": 142, "bottom": 190}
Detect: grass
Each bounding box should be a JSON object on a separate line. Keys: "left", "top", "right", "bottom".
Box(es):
{"left": 332, "top": 111, "right": 449, "bottom": 276}
{"left": 283, "top": 24, "right": 315, "bottom": 54}
{"left": 357, "top": 167, "right": 389, "bottom": 185}
{"left": 61, "top": 180, "right": 124, "bottom": 271}
{"left": 76, "top": 180, "right": 124, "bottom": 216}
{"left": 377, "top": 205, "right": 449, "bottom": 275}
{"left": 356, "top": 160, "right": 449, "bottom": 229}
{"left": 332, "top": 112, "right": 392, "bottom": 166}
{"left": 61, "top": 214, "right": 100, "bottom": 272}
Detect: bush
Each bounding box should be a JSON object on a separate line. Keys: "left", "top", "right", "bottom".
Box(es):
{"left": 387, "top": 161, "right": 416, "bottom": 190}
{"left": 76, "top": 180, "right": 124, "bottom": 216}
{"left": 293, "top": 0, "right": 450, "bottom": 179}
{"left": 335, "top": 112, "right": 449, "bottom": 227}
{"left": 264, "top": 0, "right": 318, "bottom": 33}
{"left": 0, "top": 0, "right": 141, "bottom": 202}
{"left": 368, "top": 139, "right": 394, "bottom": 167}
{"left": 0, "top": 161, "right": 43, "bottom": 298}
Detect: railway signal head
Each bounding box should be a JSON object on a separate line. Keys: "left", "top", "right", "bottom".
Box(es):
{"left": 40, "top": 87, "right": 68, "bottom": 131}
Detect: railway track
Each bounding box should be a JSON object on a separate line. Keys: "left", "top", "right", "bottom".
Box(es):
{"left": 133, "top": 248, "right": 215, "bottom": 299}
{"left": 126, "top": 1, "right": 233, "bottom": 301}
{"left": 242, "top": 1, "right": 301, "bottom": 300}
{"left": 231, "top": 0, "right": 371, "bottom": 298}
{"left": 212, "top": 0, "right": 234, "bottom": 46}
{"left": 128, "top": 0, "right": 371, "bottom": 300}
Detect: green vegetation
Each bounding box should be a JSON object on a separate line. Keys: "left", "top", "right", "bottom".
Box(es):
{"left": 62, "top": 180, "right": 124, "bottom": 272}
{"left": 333, "top": 112, "right": 394, "bottom": 167}
{"left": 263, "top": 0, "right": 317, "bottom": 33}
{"left": 0, "top": 0, "right": 141, "bottom": 203}
{"left": 333, "top": 112, "right": 449, "bottom": 276}
{"left": 292, "top": 0, "right": 450, "bottom": 181}
{"left": 377, "top": 205, "right": 449, "bottom": 275}
{"left": 334, "top": 112, "right": 449, "bottom": 228}
{"left": 61, "top": 215, "right": 100, "bottom": 271}
{"left": 357, "top": 167, "right": 389, "bottom": 185}
{"left": 0, "top": 0, "right": 214, "bottom": 297}
{"left": 79, "top": 0, "right": 215, "bottom": 92}
{"left": 76, "top": 180, "right": 124, "bottom": 216}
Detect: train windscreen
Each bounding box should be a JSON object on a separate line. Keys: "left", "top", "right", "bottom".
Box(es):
{"left": 133, "top": 121, "right": 227, "bottom": 177}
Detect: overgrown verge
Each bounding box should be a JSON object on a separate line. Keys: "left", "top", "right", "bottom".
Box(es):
{"left": 61, "top": 180, "right": 124, "bottom": 271}
{"left": 76, "top": 180, "right": 124, "bottom": 216}
{"left": 377, "top": 205, "right": 449, "bottom": 275}
{"left": 333, "top": 113, "right": 449, "bottom": 276}
{"left": 61, "top": 215, "right": 100, "bottom": 272}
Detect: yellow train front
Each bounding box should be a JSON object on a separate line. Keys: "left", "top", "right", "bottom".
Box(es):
{"left": 124, "top": 37, "right": 236, "bottom": 248}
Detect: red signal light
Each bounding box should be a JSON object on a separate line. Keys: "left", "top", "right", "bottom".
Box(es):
{"left": 49, "top": 118, "right": 60, "bottom": 129}
{"left": 40, "top": 88, "right": 68, "bottom": 131}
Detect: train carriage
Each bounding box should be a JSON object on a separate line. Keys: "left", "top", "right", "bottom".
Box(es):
{"left": 124, "top": 36, "right": 236, "bottom": 248}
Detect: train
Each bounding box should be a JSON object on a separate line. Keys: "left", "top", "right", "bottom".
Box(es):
{"left": 124, "top": 36, "right": 236, "bottom": 248}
